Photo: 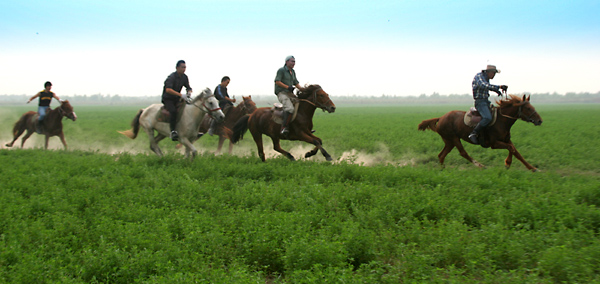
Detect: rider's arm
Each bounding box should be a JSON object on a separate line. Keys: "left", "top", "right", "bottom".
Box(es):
{"left": 474, "top": 74, "right": 500, "bottom": 91}
{"left": 165, "top": 88, "right": 185, "bottom": 97}
{"left": 53, "top": 93, "right": 62, "bottom": 102}
{"left": 27, "top": 92, "right": 40, "bottom": 103}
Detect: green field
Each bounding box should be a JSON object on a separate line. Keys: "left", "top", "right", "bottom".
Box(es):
{"left": 1, "top": 103, "right": 599, "bottom": 283}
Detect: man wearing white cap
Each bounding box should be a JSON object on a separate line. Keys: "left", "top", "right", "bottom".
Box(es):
{"left": 274, "top": 55, "right": 305, "bottom": 135}
{"left": 469, "top": 65, "right": 508, "bottom": 145}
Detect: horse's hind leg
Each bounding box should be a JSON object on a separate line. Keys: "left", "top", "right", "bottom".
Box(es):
{"left": 5, "top": 132, "right": 23, "bottom": 147}
{"left": 454, "top": 138, "right": 484, "bottom": 168}
{"left": 146, "top": 130, "right": 163, "bottom": 156}
{"left": 20, "top": 131, "right": 34, "bottom": 148}
{"left": 271, "top": 137, "right": 295, "bottom": 161}
{"left": 504, "top": 152, "right": 513, "bottom": 169}
{"left": 249, "top": 130, "right": 267, "bottom": 161}
{"left": 438, "top": 138, "right": 455, "bottom": 166}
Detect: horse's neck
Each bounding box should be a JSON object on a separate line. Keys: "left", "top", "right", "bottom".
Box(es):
{"left": 183, "top": 103, "right": 205, "bottom": 125}
{"left": 45, "top": 108, "right": 63, "bottom": 126}
{"left": 297, "top": 100, "right": 317, "bottom": 120}
{"left": 498, "top": 105, "right": 519, "bottom": 129}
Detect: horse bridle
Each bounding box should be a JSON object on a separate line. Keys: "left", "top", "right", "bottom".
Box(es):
{"left": 190, "top": 94, "right": 222, "bottom": 117}
{"left": 499, "top": 101, "right": 537, "bottom": 122}
{"left": 298, "top": 87, "right": 330, "bottom": 110}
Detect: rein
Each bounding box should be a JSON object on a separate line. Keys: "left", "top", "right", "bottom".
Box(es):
{"left": 498, "top": 101, "right": 537, "bottom": 121}
{"left": 190, "top": 94, "right": 222, "bottom": 114}
{"left": 298, "top": 87, "right": 328, "bottom": 110}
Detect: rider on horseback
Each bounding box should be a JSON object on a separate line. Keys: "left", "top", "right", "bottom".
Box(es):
{"left": 208, "top": 76, "right": 236, "bottom": 136}
{"left": 469, "top": 65, "right": 508, "bottom": 145}
{"left": 27, "top": 81, "right": 62, "bottom": 134}
{"left": 274, "top": 55, "right": 305, "bottom": 135}
{"left": 162, "top": 60, "right": 192, "bottom": 141}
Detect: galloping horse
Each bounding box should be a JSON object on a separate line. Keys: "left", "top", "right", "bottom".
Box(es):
{"left": 5, "top": 100, "right": 77, "bottom": 149}
{"left": 418, "top": 95, "right": 542, "bottom": 171}
{"left": 197, "top": 95, "right": 257, "bottom": 154}
{"left": 119, "top": 88, "right": 224, "bottom": 160}
{"left": 232, "top": 84, "right": 336, "bottom": 162}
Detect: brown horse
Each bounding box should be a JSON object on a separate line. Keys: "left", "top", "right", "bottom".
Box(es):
{"left": 232, "top": 84, "right": 336, "bottom": 162}
{"left": 5, "top": 100, "right": 77, "bottom": 149}
{"left": 418, "top": 95, "right": 542, "bottom": 171}
{"left": 197, "top": 95, "right": 257, "bottom": 154}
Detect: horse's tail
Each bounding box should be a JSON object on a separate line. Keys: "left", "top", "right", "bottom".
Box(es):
{"left": 418, "top": 117, "right": 439, "bottom": 132}
{"left": 231, "top": 115, "right": 250, "bottom": 144}
{"left": 12, "top": 113, "right": 31, "bottom": 136}
{"left": 118, "top": 109, "right": 143, "bottom": 139}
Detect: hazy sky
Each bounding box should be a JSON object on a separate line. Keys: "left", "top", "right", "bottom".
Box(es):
{"left": 1, "top": 0, "right": 598, "bottom": 98}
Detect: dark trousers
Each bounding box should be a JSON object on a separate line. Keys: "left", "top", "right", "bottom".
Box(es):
{"left": 163, "top": 98, "right": 180, "bottom": 132}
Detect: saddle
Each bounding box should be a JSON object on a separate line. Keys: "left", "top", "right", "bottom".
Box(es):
{"left": 156, "top": 104, "right": 185, "bottom": 123}
{"left": 464, "top": 106, "right": 498, "bottom": 128}
{"left": 271, "top": 98, "right": 300, "bottom": 125}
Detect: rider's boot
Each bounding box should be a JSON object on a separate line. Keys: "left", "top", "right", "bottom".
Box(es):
{"left": 468, "top": 123, "right": 485, "bottom": 145}
{"left": 280, "top": 112, "right": 291, "bottom": 135}
{"left": 170, "top": 130, "right": 179, "bottom": 141}
{"left": 36, "top": 120, "right": 44, "bottom": 134}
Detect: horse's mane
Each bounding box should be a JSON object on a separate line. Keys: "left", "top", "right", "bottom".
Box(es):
{"left": 496, "top": 95, "right": 524, "bottom": 107}
{"left": 192, "top": 87, "right": 212, "bottom": 102}
{"left": 298, "top": 84, "right": 322, "bottom": 99}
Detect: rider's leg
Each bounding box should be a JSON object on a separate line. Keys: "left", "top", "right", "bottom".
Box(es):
{"left": 164, "top": 99, "right": 179, "bottom": 141}
{"left": 469, "top": 99, "right": 492, "bottom": 144}
{"left": 277, "top": 91, "right": 294, "bottom": 134}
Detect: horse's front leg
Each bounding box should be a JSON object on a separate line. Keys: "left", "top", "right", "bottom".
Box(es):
{"left": 179, "top": 137, "right": 197, "bottom": 161}
{"left": 216, "top": 135, "right": 225, "bottom": 154}
{"left": 298, "top": 132, "right": 332, "bottom": 161}
{"left": 57, "top": 132, "right": 68, "bottom": 150}
{"left": 491, "top": 141, "right": 537, "bottom": 171}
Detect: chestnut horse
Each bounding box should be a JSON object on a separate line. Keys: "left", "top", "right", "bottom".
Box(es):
{"left": 5, "top": 100, "right": 77, "bottom": 149}
{"left": 418, "top": 95, "right": 542, "bottom": 171}
{"left": 197, "top": 95, "right": 257, "bottom": 154}
{"left": 232, "top": 84, "right": 336, "bottom": 162}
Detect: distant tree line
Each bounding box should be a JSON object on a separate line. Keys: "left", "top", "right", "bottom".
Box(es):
{"left": 1, "top": 91, "right": 599, "bottom": 106}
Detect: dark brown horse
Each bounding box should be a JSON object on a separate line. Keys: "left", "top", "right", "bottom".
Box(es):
{"left": 5, "top": 100, "right": 77, "bottom": 149}
{"left": 197, "top": 95, "right": 257, "bottom": 154}
{"left": 232, "top": 84, "right": 336, "bottom": 162}
{"left": 418, "top": 95, "right": 542, "bottom": 171}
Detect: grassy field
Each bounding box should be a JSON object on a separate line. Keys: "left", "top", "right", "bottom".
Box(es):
{"left": 1, "top": 103, "right": 599, "bottom": 283}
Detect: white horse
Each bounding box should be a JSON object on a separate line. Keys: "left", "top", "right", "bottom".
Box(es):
{"left": 119, "top": 88, "right": 224, "bottom": 160}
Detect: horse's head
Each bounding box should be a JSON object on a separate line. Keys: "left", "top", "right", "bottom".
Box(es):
{"left": 59, "top": 100, "right": 77, "bottom": 121}
{"left": 194, "top": 87, "right": 225, "bottom": 123}
{"left": 298, "top": 84, "right": 336, "bottom": 113}
{"left": 498, "top": 95, "right": 542, "bottom": 126}
{"left": 241, "top": 95, "right": 257, "bottom": 114}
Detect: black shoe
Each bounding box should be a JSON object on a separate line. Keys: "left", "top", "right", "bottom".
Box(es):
{"left": 311, "top": 130, "right": 316, "bottom": 133}
{"left": 35, "top": 121, "right": 44, "bottom": 134}
{"left": 197, "top": 132, "right": 204, "bottom": 138}
{"left": 170, "top": 130, "right": 179, "bottom": 141}
{"left": 280, "top": 127, "right": 289, "bottom": 135}
{"left": 468, "top": 133, "right": 479, "bottom": 144}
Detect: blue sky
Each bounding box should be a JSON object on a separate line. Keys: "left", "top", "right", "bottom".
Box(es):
{"left": 1, "top": 0, "right": 599, "bottom": 98}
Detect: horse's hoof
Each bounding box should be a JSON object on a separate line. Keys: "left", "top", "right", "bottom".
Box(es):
{"left": 325, "top": 156, "right": 333, "bottom": 161}
{"left": 531, "top": 168, "right": 539, "bottom": 172}
{"left": 5, "top": 144, "right": 11, "bottom": 147}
